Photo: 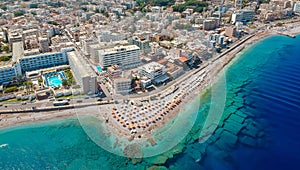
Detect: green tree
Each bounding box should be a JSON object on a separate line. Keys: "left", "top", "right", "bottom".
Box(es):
{"left": 12, "top": 77, "right": 16, "bottom": 83}
{"left": 47, "top": 21, "right": 58, "bottom": 25}
{"left": 1, "top": 45, "right": 9, "bottom": 52}
{"left": 14, "top": 10, "right": 25, "bottom": 17}
{"left": 29, "top": 4, "right": 38, "bottom": 8}
{"left": 38, "top": 78, "right": 43, "bottom": 84}
{"left": 95, "top": 8, "right": 100, "bottom": 13}
{"left": 17, "top": 75, "right": 23, "bottom": 85}
{"left": 0, "top": 55, "right": 11, "bottom": 61}
{"left": 62, "top": 79, "right": 68, "bottom": 87}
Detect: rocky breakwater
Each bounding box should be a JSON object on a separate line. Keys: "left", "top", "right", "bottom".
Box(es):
{"left": 177, "top": 79, "right": 269, "bottom": 169}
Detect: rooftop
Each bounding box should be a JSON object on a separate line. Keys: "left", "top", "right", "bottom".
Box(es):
{"left": 139, "top": 61, "right": 165, "bottom": 73}
{"left": 67, "top": 51, "right": 96, "bottom": 78}
{"left": 12, "top": 42, "right": 24, "bottom": 61}
{"left": 99, "top": 45, "right": 140, "bottom": 55}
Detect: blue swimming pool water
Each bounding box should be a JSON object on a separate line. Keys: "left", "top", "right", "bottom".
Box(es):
{"left": 44, "top": 71, "right": 66, "bottom": 87}
{"left": 48, "top": 75, "right": 62, "bottom": 87}
{"left": 96, "top": 66, "right": 102, "bottom": 72}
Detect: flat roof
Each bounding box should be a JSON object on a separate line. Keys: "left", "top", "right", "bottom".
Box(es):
{"left": 114, "top": 77, "right": 131, "bottom": 83}
{"left": 20, "top": 51, "right": 61, "bottom": 59}
{"left": 153, "top": 75, "right": 169, "bottom": 83}
{"left": 139, "top": 61, "right": 165, "bottom": 73}
{"left": 98, "top": 45, "right": 140, "bottom": 55}
{"left": 12, "top": 42, "right": 24, "bottom": 60}
{"left": 67, "top": 51, "right": 96, "bottom": 77}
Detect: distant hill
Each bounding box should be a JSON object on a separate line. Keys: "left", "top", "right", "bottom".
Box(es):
{"left": 136, "top": 0, "right": 176, "bottom": 7}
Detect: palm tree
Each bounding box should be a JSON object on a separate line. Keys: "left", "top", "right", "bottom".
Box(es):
{"left": 17, "top": 75, "right": 23, "bottom": 85}
{"left": 12, "top": 77, "right": 16, "bottom": 84}
{"left": 62, "top": 79, "right": 68, "bottom": 88}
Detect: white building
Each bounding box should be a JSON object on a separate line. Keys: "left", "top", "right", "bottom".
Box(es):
{"left": 89, "top": 42, "right": 115, "bottom": 64}
{"left": 138, "top": 62, "right": 166, "bottom": 81}
{"left": 114, "top": 77, "right": 132, "bottom": 94}
{"left": 294, "top": 2, "right": 300, "bottom": 14}
{"left": 81, "top": 38, "right": 98, "bottom": 55}
{"left": 98, "top": 31, "right": 126, "bottom": 42}
{"left": 231, "top": 10, "right": 255, "bottom": 24}
{"left": 67, "top": 51, "right": 97, "bottom": 94}
{"left": 98, "top": 45, "right": 141, "bottom": 69}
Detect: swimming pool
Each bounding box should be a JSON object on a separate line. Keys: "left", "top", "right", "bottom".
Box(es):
{"left": 44, "top": 71, "right": 66, "bottom": 87}
{"left": 96, "top": 66, "right": 102, "bottom": 72}
{"left": 48, "top": 75, "right": 62, "bottom": 87}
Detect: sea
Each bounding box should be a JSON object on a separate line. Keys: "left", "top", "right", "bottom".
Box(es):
{"left": 0, "top": 35, "right": 300, "bottom": 170}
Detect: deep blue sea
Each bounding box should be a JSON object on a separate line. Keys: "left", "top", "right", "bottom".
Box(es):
{"left": 0, "top": 35, "right": 300, "bottom": 170}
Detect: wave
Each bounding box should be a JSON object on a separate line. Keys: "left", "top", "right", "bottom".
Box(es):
{"left": 0, "top": 144, "right": 8, "bottom": 149}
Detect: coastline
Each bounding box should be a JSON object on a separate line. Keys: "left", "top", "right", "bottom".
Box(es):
{"left": 1, "top": 24, "right": 300, "bottom": 136}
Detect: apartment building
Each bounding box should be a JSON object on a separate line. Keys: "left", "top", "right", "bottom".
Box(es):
{"left": 130, "top": 36, "right": 151, "bottom": 54}
{"left": 231, "top": 10, "right": 255, "bottom": 24}
{"left": 98, "top": 45, "right": 141, "bottom": 69}
{"left": 294, "top": 2, "right": 300, "bottom": 14}
{"left": 106, "top": 65, "right": 132, "bottom": 94}
{"left": 203, "top": 18, "right": 220, "bottom": 31}
{"left": 114, "top": 77, "right": 132, "bottom": 94}
{"left": 138, "top": 62, "right": 166, "bottom": 81}
{"left": 98, "top": 31, "right": 126, "bottom": 42}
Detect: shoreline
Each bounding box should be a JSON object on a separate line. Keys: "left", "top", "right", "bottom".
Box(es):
{"left": 1, "top": 27, "right": 299, "bottom": 134}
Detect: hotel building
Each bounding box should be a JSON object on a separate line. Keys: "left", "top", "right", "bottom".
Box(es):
{"left": 19, "top": 51, "right": 69, "bottom": 72}
{"left": 138, "top": 62, "right": 169, "bottom": 86}
{"left": 0, "top": 41, "right": 69, "bottom": 85}
{"left": 0, "top": 65, "right": 18, "bottom": 84}
{"left": 98, "top": 45, "right": 141, "bottom": 69}
{"left": 67, "top": 51, "right": 97, "bottom": 94}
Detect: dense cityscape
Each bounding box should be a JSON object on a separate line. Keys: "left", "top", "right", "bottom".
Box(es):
{"left": 0, "top": 0, "right": 300, "bottom": 169}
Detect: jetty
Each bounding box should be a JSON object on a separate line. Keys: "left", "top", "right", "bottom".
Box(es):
{"left": 276, "top": 31, "right": 296, "bottom": 38}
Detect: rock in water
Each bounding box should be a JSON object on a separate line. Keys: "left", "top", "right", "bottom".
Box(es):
{"left": 239, "top": 136, "right": 257, "bottom": 147}
{"left": 147, "top": 166, "right": 168, "bottom": 170}
{"left": 229, "top": 113, "right": 245, "bottom": 124}
{"left": 214, "top": 131, "right": 238, "bottom": 151}
{"left": 131, "top": 158, "right": 142, "bottom": 165}
{"left": 123, "top": 143, "right": 143, "bottom": 158}
{"left": 222, "top": 120, "right": 244, "bottom": 135}
{"left": 145, "top": 155, "right": 169, "bottom": 165}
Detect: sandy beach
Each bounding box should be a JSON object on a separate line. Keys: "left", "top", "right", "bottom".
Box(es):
{"left": 1, "top": 21, "right": 300, "bottom": 137}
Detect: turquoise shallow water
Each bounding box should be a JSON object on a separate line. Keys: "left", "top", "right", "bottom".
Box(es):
{"left": 1, "top": 35, "right": 300, "bottom": 169}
